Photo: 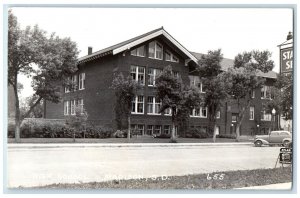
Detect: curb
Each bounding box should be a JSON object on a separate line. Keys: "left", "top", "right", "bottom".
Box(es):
{"left": 7, "top": 142, "right": 253, "bottom": 149}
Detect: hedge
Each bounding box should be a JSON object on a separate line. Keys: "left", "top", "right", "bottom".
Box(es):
{"left": 185, "top": 128, "right": 210, "bottom": 139}
{"left": 8, "top": 118, "right": 114, "bottom": 139}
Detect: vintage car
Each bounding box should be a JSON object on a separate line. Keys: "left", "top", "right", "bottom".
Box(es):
{"left": 254, "top": 130, "right": 292, "bottom": 147}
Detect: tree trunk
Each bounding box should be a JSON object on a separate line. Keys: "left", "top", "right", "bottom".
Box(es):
{"left": 235, "top": 100, "right": 251, "bottom": 140}
{"left": 127, "top": 113, "right": 131, "bottom": 140}
{"left": 13, "top": 77, "right": 21, "bottom": 143}
{"left": 170, "top": 108, "right": 176, "bottom": 141}
{"left": 213, "top": 124, "right": 217, "bottom": 143}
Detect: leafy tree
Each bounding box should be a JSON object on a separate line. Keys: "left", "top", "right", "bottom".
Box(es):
{"left": 111, "top": 73, "right": 140, "bottom": 139}
{"left": 8, "top": 10, "right": 79, "bottom": 142}
{"left": 156, "top": 65, "right": 203, "bottom": 142}
{"left": 226, "top": 50, "right": 274, "bottom": 139}
{"left": 66, "top": 105, "right": 88, "bottom": 142}
{"left": 197, "top": 49, "right": 231, "bottom": 142}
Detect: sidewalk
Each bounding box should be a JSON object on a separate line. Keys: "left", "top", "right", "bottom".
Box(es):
{"left": 7, "top": 142, "right": 253, "bottom": 149}
{"left": 236, "top": 182, "right": 292, "bottom": 190}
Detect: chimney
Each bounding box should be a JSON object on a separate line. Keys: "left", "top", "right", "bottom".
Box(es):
{"left": 287, "top": 32, "right": 293, "bottom": 40}
{"left": 88, "top": 47, "right": 93, "bottom": 55}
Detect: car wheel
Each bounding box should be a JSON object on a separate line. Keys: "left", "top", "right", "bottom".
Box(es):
{"left": 283, "top": 140, "right": 290, "bottom": 147}
{"left": 255, "top": 140, "right": 263, "bottom": 147}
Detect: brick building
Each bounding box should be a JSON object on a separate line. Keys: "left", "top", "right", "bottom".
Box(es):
{"left": 44, "top": 27, "right": 276, "bottom": 137}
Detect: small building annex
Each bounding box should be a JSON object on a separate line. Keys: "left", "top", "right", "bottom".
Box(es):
{"left": 44, "top": 27, "right": 277, "bottom": 137}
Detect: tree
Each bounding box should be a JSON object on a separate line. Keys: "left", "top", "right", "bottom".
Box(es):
{"left": 197, "top": 49, "right": 231, "bottom": 142}
{"left": 66, "top": 105, "right": 88, "bottom": 142}
{"left": 226, "top": 50, "right": 274, "bottom": 139}
{"left": 111, "top": 73, "right": 140, "bottom": 139}
{"left": 276, "top": 74, "right": 293, "bottom": 120}
{"left": 8, "top": 10, "right": 79, "bottom": 142}
{"left": 156, "top": 65, "right": 203, "bottom": 142}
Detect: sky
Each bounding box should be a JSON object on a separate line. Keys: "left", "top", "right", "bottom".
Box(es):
{"left": 10, "top": 7, "right": 293, "bottom": 99}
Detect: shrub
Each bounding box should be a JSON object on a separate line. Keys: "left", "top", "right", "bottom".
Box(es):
{"left": 216, "top": 134, "right": 237, "bottom": 139}
{"left": 185, "top": 128, "right": 210, "bottom": 139}
{"left": 112, "top": 130, "right": 126, "bottom": 138}
{"left": 155, "top": 134, "right": 171, "bottom": 139}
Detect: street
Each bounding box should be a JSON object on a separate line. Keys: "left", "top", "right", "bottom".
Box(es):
{"left": 7, "top": 144, "right": 281, "bottom": 188}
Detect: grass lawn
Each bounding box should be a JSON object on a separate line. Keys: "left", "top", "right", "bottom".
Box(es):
{"left": 29, "top": 167, "right": 292, "bottom": 189}
{"left": 7, "top": 137, "right": 252, "bottom": 144}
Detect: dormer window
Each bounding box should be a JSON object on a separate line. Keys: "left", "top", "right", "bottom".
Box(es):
{"left": 131, "top": 45, "right": 146, "bottom": 57}
{"left": 165, "top": 50, "right": 179, "bottom": 63}
{"left": 149, "top": 41, "right": 163, "bottom": 60}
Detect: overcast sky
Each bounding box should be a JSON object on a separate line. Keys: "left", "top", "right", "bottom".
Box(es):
{"left": 11, "top": 7, "right": 293, "bottom": 99}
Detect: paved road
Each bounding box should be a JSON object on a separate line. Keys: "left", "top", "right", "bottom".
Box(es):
{"left": 7, "top": 144, "right": 281, "bottom": 188}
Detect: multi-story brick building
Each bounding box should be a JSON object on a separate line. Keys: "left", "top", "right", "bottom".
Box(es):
{"left": 44, "top": 27, "right": 277, "bottom": 137}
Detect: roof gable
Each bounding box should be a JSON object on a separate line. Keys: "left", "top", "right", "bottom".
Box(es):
{"left": 78, "top": 27, "right": 198, "bottom": 64}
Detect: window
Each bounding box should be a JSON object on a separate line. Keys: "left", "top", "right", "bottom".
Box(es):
{"left": 261, "top": 110, "right": 271, "bottom": 121}
{"left": 78, "top": 99, "right": 84, "bottom": 114}
{"left": 165, "top": 50, "right": 179, "bottom": 63}
{"left": 250, "top": 106, "right": 255, "bottom": 120}
{"left": 173, "top": 71, "right": 179, "bottom": 78}
{"left": 261, "top": 86, "right": 271, "bottom": 99}
{"left": 64, "top": 101, "right": 69, "bottom": 115}
{"left": 148, "top": 68, "right": 162, "bottom": 86}
{"left": 71, "top": 75, "right": 77, "bottom": 91}
{"left": 79, "top": 73, "right": 85, "bottom": 90}
{"left": 147, "top": 96, "right": 161, "bottom": 114}
{"left": 190, "top": 107, "right": 207, "bottom": 118}
{"left": 164, "top": 108, "right": 172, "bottom": 116}
{"left": 64, "top": 77, "right": 71, "bottom": 93}
{"left": 131, "top": 65, "right": 145, "bottom": 85}
{"left": 164, "top": 125, "right": 171, "bottom": 134}
{"left": 130, "top": 45, "right": 146, "bottom": 57}
{"left": 147, "top": 125, "right": 154, "bottom": 136}
{"left": 70, "top": 100, "right": 76, "bottom": 115}
{"left": 216, "top": 111, "right": 220, "bottom": 119}
{"left": 149, "top": 41, "right": 163, "bottom": 60}
{"left": 190, "top": 76, "right": 205, "bottom": 93}
{"left": 154, "top": 125, "right": 162, "bottom": 135}
{"left": 131, "top": 95, "right": 144, "bottom": 114}
{"left": 232, "top": 115, "right": 237, "bottom": 122}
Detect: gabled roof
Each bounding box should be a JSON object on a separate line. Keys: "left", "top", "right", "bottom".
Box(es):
{"left": 78, "top": 27, "right": 198, "bottom": 64}
{"left": 190, "top": 52, "right": 277, "bottom": 79}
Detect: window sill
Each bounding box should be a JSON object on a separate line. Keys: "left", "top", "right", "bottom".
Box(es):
{"left": 147, "top": 113, "right": 162, "bottom": 116}
{"left": 131, "top": 112, "right": 144, "bottom": 115}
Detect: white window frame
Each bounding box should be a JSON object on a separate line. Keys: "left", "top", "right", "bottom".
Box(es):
{"left": 154, "top": 125, "right": 162, "bottom": 135}
{"left": 147, "top": 125, "right": 154, "bottom": 136}
{"left": 149, "top": 41, "right": 163, "bottom": 60}
{"left": 78, "top": 99, "right": 84, "bottom": 114}
{"left": 131, "top": 65, "right": 145, "bottom": 85}
{"left": 147, "top": 96, "right": 161, "bottom": 115}
{"left": 190, "top": 76, "right": 205, "bottom": 93}
{"left": 251, "top": 89, "right": 255, "bottom": 98}
{"left": 64, "top": 101, "right": 69, "bottom": 115}
{"left": 148, "top": 68, "right": 162, "bottom": 86}
{"left": 79, "top": 73, "right": 85, "bottom": 90}
{"left": 250, "top": 106, "right": 255, "bottom": 120}
{"left": 70, "top": 100, "right": 76, "bottom": 115}
{"left": 163, "top": 125, "right": 171, "bottom": 134}
{"left": 164, "top": 108, "right": 172, "bottom": 116}
{"left": 216, "top": 110, "right": 220, "bottom": 119}
{"left": 165, "top": 50, "right": 179, "bottom": 63}
{"left": 190, "top": 107, "right": 208, "bottom": 118}
{"left": 130, "top": 45, "right": 146, "bottom": 57}
{"left": 131, "top": 95, "right": 144, "bottom": 114}
{"left": 71, "top": 75, "right": 77, "bottom": 91}
{"left": 261, "top": 85, "right": 271, "bottom": 99}
{"left": 261, "top": 110, "right": 272, "bottom": 121}
{"left": 64, "top": 77, "right": 71, "bottom": 93}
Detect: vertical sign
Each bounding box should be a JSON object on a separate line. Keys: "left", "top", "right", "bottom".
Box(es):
{"left": 280, "top": 47, "right": 293, "bottom": 73}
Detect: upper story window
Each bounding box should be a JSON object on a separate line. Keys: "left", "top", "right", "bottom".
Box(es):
{"left": 216, "top": 110, "right": 221, "bottom": 119}
{"left": 79, "top": 73, "right": 85, "bottom": 90}
{"left": 250, "top": 89, "right": 255, "bottom": 98}
{"left": 261, "top": 110, "right": 271, "bottom": 121}
{"left": 148, "top": 68, "right": 162, "bottom": 86}
{"left": 165, "top": 50, "right": 179, "bottom": 63}
{"left": 131, "top": 65, "right": 145, "bottom": 85}
{"left": 249, "top": 106, "right": 255, "bottom": 120}
{"left": 130, "top": 45, "right": 146, "bottom": 57}
{"left": 261, "top": 85, "right": 272, "bottom": 99}
{"left": 64, "top": 77, "right": 71, "bottom": 93}
{"left": 190, "top": 76, "right": 205, "bottom": 93}
{"left": 131, "top": 95, "right": 144, "bottom": 114}
{"left": 147, "top": 96, "right": 161, "bottom": 115}
{"left": 78, "top": 99, "right": 84, "bottom": 114}
{"left": 149, "top": 41, "right": 163, "bottom": 60}
{"left": 64, "top": 101, "right": 69, "bottom": 115}
{"left": 190, "top": 107, "right": 207, "bottom": 118}
{"left": 71, "top": 75, "right": 77, "bottom": 91}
